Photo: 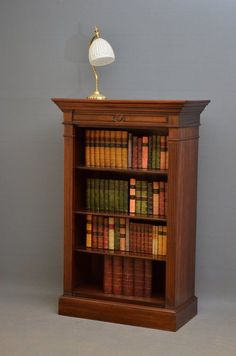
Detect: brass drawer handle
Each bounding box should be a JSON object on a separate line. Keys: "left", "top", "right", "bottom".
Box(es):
{"left": 112, "top": 114, "right": 126, "bottom": 122}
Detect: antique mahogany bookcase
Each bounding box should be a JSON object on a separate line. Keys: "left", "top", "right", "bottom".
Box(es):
{"left": 52, "top": 99, "right": 209, "bottom": 331}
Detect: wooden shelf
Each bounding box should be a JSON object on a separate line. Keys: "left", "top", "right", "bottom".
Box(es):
{"left": 75, "top": 246, "right": 166, "bottom": 262}
{"left": 72, "top": 284, "right": 165, "bottom": 308}
{"left": 74, "top": 209, "right": 167, "bottom": 222}
{"left": 75, "top": 165, "right": 168, "bottom": 176}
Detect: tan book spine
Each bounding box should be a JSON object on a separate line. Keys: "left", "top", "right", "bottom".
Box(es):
{"left": 129, "top": 178, "right": 136, "bottom": 214}
{"left": 158, "top": 225, "right": 163, "bottom": 255}
{"left": 108, "top": 217, "right": 114, "bottom": 250}
{"left": 153, "top": 181, "right": 160, "bottom": 216}
{"left": 85, "top": 130, "right": 91, "bottom": 167}
{"left": 86, "top": 214, "right": 92, "bottom": 248}
{"left": 122, "top": 131, "right": 128, "bottom": 168}
{"left": 110, "top": 131, "right": 116, "bottom": 168}
{"left": 162, "top": 225, "right": 167, "bottom": 256}
{"left": 115, "top": 131, "right": 122, "bottom": 168}
{"left": 104, "top": 130, "right": 111, "bottom": 167}
{"left": 100, "top": 130, "right": 105, "bottom": 167}
{"left": 142, "top": 136, "right": 148, "bottom": 169}
{"left": 160, "top": 136, "right": 166, "bottom": 170}
{"left": 90, "top": 130, "right": 95, "bottom": 167}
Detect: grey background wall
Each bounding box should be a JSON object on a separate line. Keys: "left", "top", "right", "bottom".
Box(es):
{"left": 0, "top": 0, "right": 235, "bottom": 300}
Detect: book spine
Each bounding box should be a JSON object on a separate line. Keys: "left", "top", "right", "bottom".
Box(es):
{"left": 108, "top": 179, "right": 115, "bottom": 212}
{"left": 123, "top": 257, "right": 134, "bottom": 296}
{"left": 99, "top": 179, "right": 105, "bottom": 212}
{"left": 104, "top": 179, "right": 109, "bottom": 212}
{"left": 147, "top": 182, "right": 153, "bottom": 215}
{"left": 128, "top": 133, "right": 132, "bottom": 168}
{"left": 114, "top": 217, "right": 120, "bottom": 250}
{"left": 104, "top": 130, "right": 111, "bottom": 167}
{"left": 136, "top": 223, "right": 141, "bottom": 253}
{"left": 144, "top": 223, "right": 149, "bottom": 254}
{"left": 85, "top": 130, "right": 90, "bottom": 167}
{"left": 123, "top": 181, "right": 129, "bottom": 214}
{"left": 90, "top": 178, "right": 95, "bottom": 211}
{"left": 97, "top": 216, "right": 104, "bottom": 249}
{"left": 113, "top": 256, "right": 123, "bottom": 295}
{"left": 103, "top": 217, "right": 109, "bottom": 249}
{"left": 110, "top": 131, "right": 116, "bottom": 168}
{"left": 159, "top": 181, "right": 165, "bottom": 217}
{"left": 121, "top": 131, "right": 128, "bottom": 168}
{"left": 90, "top": 130, "right": 95, "bottom": 167}
{"left": 141, "top": 180, "right": 148, "bottom": 215}
{"left": 119, "top": 218, "right": 126, "bottom": 251}
{"left": 164, "top": 182, "right": 168, "bottom": 218}
{"left": 156, "top": 136, "right": 160, "bottom": 169}
{"left": 86, "top": 214, "right": 92, "bottom": 248}
{"left": 86, "top": 178, "right": 91, "bottom": 210}
{"left": 100, "top": 130, "right": 105, "bottom": 167}
{"left": 94, "top": 179, "right": 100, "bottom": 212}
{"left": 132, "top": 136, "right": 138, "bottom": 168}
{"left": 165, "top": 136, "right": 168, "bottom": 170}
{"left": 162, "top": 225, "right": 167, "bottom": 255}
{"left": 116, "top": 131, "right": 122, "bottom": 168}
{"left": 140, "top": 223, "right": 145, "bottom": 253}
{"left": 160, "top": 136, "right": 166, "bottom": 170}
{"left": 142, "top": 136, "right": 148, "bottom": 169}
{"left": 148, "top": 224, "right": 153, "bottom": 254}
{"left": 125, "top": 218, "right": 129, "bottom": 252}
{"left": 104, "top": 255, "right": 113, "bottom": 294}
{"left": 108, "top": 217, "right": 114, "bottom": 250}
{"left": 114, "top": 180, "right": 120, "bottom": 213}
{"left": 153, "top": 181, "right": 160, "bottom": 216}
{"left": 129, "top": 178, "right": 136, "bottom": 214}
{"left": 144, "top": 260, "right": 152, "bottom": 297}
{"left": 134, "top": 258, "right": 145, "bottom": 297}
{"left": 137, "top": 137, "right": 142, "bottom": 169}
{"left": 94, "top": 130, "right": 100, "bottom": 167}
{"left": 129, "top": 222, "right": 134, "bottom": 252}
{"left": 119, "top": 180, "right": 124, "bottom": 213}
{"left": 92, "top": 215, "right": 98, "bottom": 248}
{"left": 135, "top": 180, "right": 142, "bottom": 215}
{"left": 132, "top": 223, "right": 137, "bottom": 252}
{"left": 152, "top": 135, "right": 156, "bottom": 169}
{"left": 148, "top": 135, "right": 152, "bottom": 169}
{"left": 158, "top": 225, "right": 163, "bottom": 255}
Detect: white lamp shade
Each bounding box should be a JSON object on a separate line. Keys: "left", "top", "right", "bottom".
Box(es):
{"left": 89, "top": 38, "right": 115, "bottom": 66}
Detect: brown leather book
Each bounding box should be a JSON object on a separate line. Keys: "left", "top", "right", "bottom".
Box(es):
{"left": 86, "top": 214, "right": 92, "bottom": 248}
{"left": 137, "top": 137, "right": 142, "bottom": 169}
{"left": 142, "top": 136, "right": 148, "bottom": 169}
{"left": 159, "top": 181, "right": 165, "bottom": 217}
{"left": 104, "top": 255, "right": 113, "bottom": 294}
{"left": 97, "top": 216, "right": 104, "bottom": 249}
{"left": 85, "top": 130, "right": 91, "bottom": 167}
{"left": 132, "top": 136, "right": 138, "bottom": 168}
{"left": 92, "top": 215, "right": 98, "bottom": 248}
{"left": 113, "top": 256, "right": 123, "bottom": 295}
{"left": 134, "top": 258, "right": 145, "bottom": 297}
{"left": 123, "top": 257, "right": 134, "bottom": 296}
{"left": 103, "top": 217, "right": 109, "bottom": 249}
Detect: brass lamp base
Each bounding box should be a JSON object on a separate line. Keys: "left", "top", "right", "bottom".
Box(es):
{"left": 87, "top": 90, "right": 106, "bottom": 100}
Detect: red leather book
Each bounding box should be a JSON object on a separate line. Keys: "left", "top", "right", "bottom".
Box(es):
{"left": 137, "top": 137, "right": 142, "bottom": 169}
{"left": 104, "top": 255, "right": 113, "bottom": 294}
{"left": 134, "top": 258, "right": 145, "bottom": 297}
{"left": 92, "top": 215, "right": 98, "bottom": 248}
{"left": 140, "top": 223, "right": 145, "bottom": 253}
{"left": 144, "top": 260, "right": 152, "bottom": 297}
{"left": 122, "top": 257, "right": 134, "bottom": 296}
{"left": 97, "top": 216, "right": 104, "bottom": 249}
{"left": 132, "top": 136, "right": 138, "bottom": 168}
{"left": 141, "top": 136, "right": 148, "bottom": 169}
{"left": 148, "top": 224, "right": 153, "bottom": 254}
{"left": 159, "top": 182, "right": 165, "bottom": 217}
{"left": 113, "top": 256, "right": 123, "bottom": 295}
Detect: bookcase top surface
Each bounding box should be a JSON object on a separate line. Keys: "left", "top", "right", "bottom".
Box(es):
{"left": 52, "top": 98, "right": 210, "bottom": 115}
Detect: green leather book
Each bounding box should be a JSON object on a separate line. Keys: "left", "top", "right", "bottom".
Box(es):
{"left": 86, "top": 178, "right": 91, "bottom": 210}
{"left": 141, "top": 180, "right": 148, "bottom": 215}
{"left": 124, "top": 180, "right": 129, "bottom": 213}
{"left": 119, "top": 180, "right": 124, "bottom": 213}
{"left": 108, "top": 179, "right": 115, "bottom": 212}
{"left": 90, "top": 178, "right": 95, "bottom": 211}
{"left": 94, "top": 179, "right": 100, "bottom": 211}
{"left": 104, "top": 179, "right": 109, "bottom": 212}
{"left": 135, "top": 180, "right": 142, "bottom": 215}
{"left": 114, "top": 180, "right": 120, "bottom": 212}
{"left": 147, "top": 182, "right": 153, "bottom": 215}
{"left": 99, "top": 179, "right": 105, "bottom": 211}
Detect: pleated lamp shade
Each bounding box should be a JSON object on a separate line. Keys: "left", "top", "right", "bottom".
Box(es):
{"left": 89, "top": 38, "right": 115, "bottom": 66}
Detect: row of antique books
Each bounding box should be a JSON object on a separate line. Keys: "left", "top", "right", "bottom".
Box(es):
{"left": 86, "top": 178, "right": 168, "bottom": 217}
{"left": 85, "top": 129, "right": 168, "bottom": 170}
{"left": 86, "top": 215, "right": 167, "bottom": 256}
{"left": 104, "top": 255, "right": 152, "bottom": 297}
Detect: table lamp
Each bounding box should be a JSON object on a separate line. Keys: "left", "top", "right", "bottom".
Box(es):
{"left": 88, "top": 27, "right": 115, "bottom": 100}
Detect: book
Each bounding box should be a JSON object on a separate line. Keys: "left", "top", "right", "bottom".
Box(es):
{"left": 104, "top": 255, "right": 113, "bottom": 294}
{"left": 108, "top": 217, "right": 114, "bottom": 250}
{"left": 123, "top": 181, "right": 129, "bottom": 213}
{"left": 153, "top": 181, "right": 160, "bottom": 216}
{"left": 142, "top": 136, "right": 148, "bottom": 169}
{"left": 108, "top": 179, "right": 115, "bottom": 212}
{"left": 148, "top": 135, "right": 152, "bottom": 169}
{"left": 92, "top": 215, "right": 98, "bottom": 248}
{"left": 97, "top": 216, "right": 104, "bottom": 249}
{"left": 137, "top": 137, "right": 142, "bottom": 169}
{"left": 152, "top": 135, "right": 156, "bottom": 169}
{"left": 90, "top": 178, "right": 95, "bottom": 211}
{"left": 121, "top": 131, "right": 128, "bottom": 168}
{"left": 114, "top": 180, "right": 120, "bottom": 212}
{"left": 125, "top": 218, "right": 129, "bottom": 252}
{"left": 103, "top": 217, "right": 109, "bottom": 249}
{"left": 94, "top": 179, "right": 100, "bottom": 212}
{"left": 85, "top": 130, "right": 90, "bottom": 167}
{"left": 119, "top": 218, "right": 126, "bottom": 251}
{"left": 147, "top": 182, "right": 153, "bottom": 215}
{"left": 104, "top": 130, "right": 110, "bottom": 167}
{"left": 128, "top": 133, "right": 132, "bottom": 168}
{"left": 104, "top": 179, "right": 109, "bottom": 212}
{"left": 132, "top": 136, "right": 138, "bottom": 168}
{"left": 100, "top": 130, "right": 105, "bottom": 167}
{"left": 113, "top": 256, "right": 123, "bottom": 295}
{"left": 162, "top": 225, "right": 167, "bottom": 255}
{"left": 158, "top": 225, "right": 163, "bottom": 255}
{"left": 110, "top": 131, "right": 116, "bottom": 168}
{"left": 159, "top": 181, "right": 165, "bottom": 217}
{"left": 119, "top": 180, "right": 124, "bottom": 213}
{"left": 135, "top": 180, "right": 142, "bottom": 215}
{"left": 141, "top": 180, "right": 148, "bottom": 215}
{"left": 114, "top": 218, "right": 120, "bottom": 250}
{"left": 144, "top": 260, "right": 152, "bottom": 297}
{"left": 156, "top": 136, "right": 160, "bottom": 169}
{"left": 116, "top": 131, "right": 122, "bottom": 168}
{"left": 86, "top": 214, "right": 92, "bottom": 248}
{"left": 99, "top": 179, "right": 105, "bottom": 211}
{"left": 90, "top": 130, "right": 95, "bottom": 167}
{"left": 160, "top": 136, "right": 166, "bottom": 170}
{"left": 129, "top": 178, "right": 136, "bottom": 214}
{"left": 94, "top": 130, "right": 100, "bottom": 167}
{"left": 86, "top": 178, "right": 91, "bottom": 211}
{"left": 123, "top": 257, "right": 134, "bottom": 296}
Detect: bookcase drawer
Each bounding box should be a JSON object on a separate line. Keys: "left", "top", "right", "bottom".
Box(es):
{"left": 73, "top": 113, "right": 168, "bottom": 127}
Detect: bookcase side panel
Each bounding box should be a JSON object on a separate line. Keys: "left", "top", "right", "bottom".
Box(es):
{"left": 63, "top": 112, "right": 76, "bottom": 294}
{"left": 166, "top": 125, "right": 199, "bottom": 308}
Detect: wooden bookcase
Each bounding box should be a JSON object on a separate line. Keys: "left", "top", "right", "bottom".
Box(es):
{"left": 52, "top": 99, "right": 210, "bottom": 331}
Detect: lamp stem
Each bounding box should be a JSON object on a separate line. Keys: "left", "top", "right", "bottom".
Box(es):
{"left": 92, "top": 66, "right": 99, "bottom": 92}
